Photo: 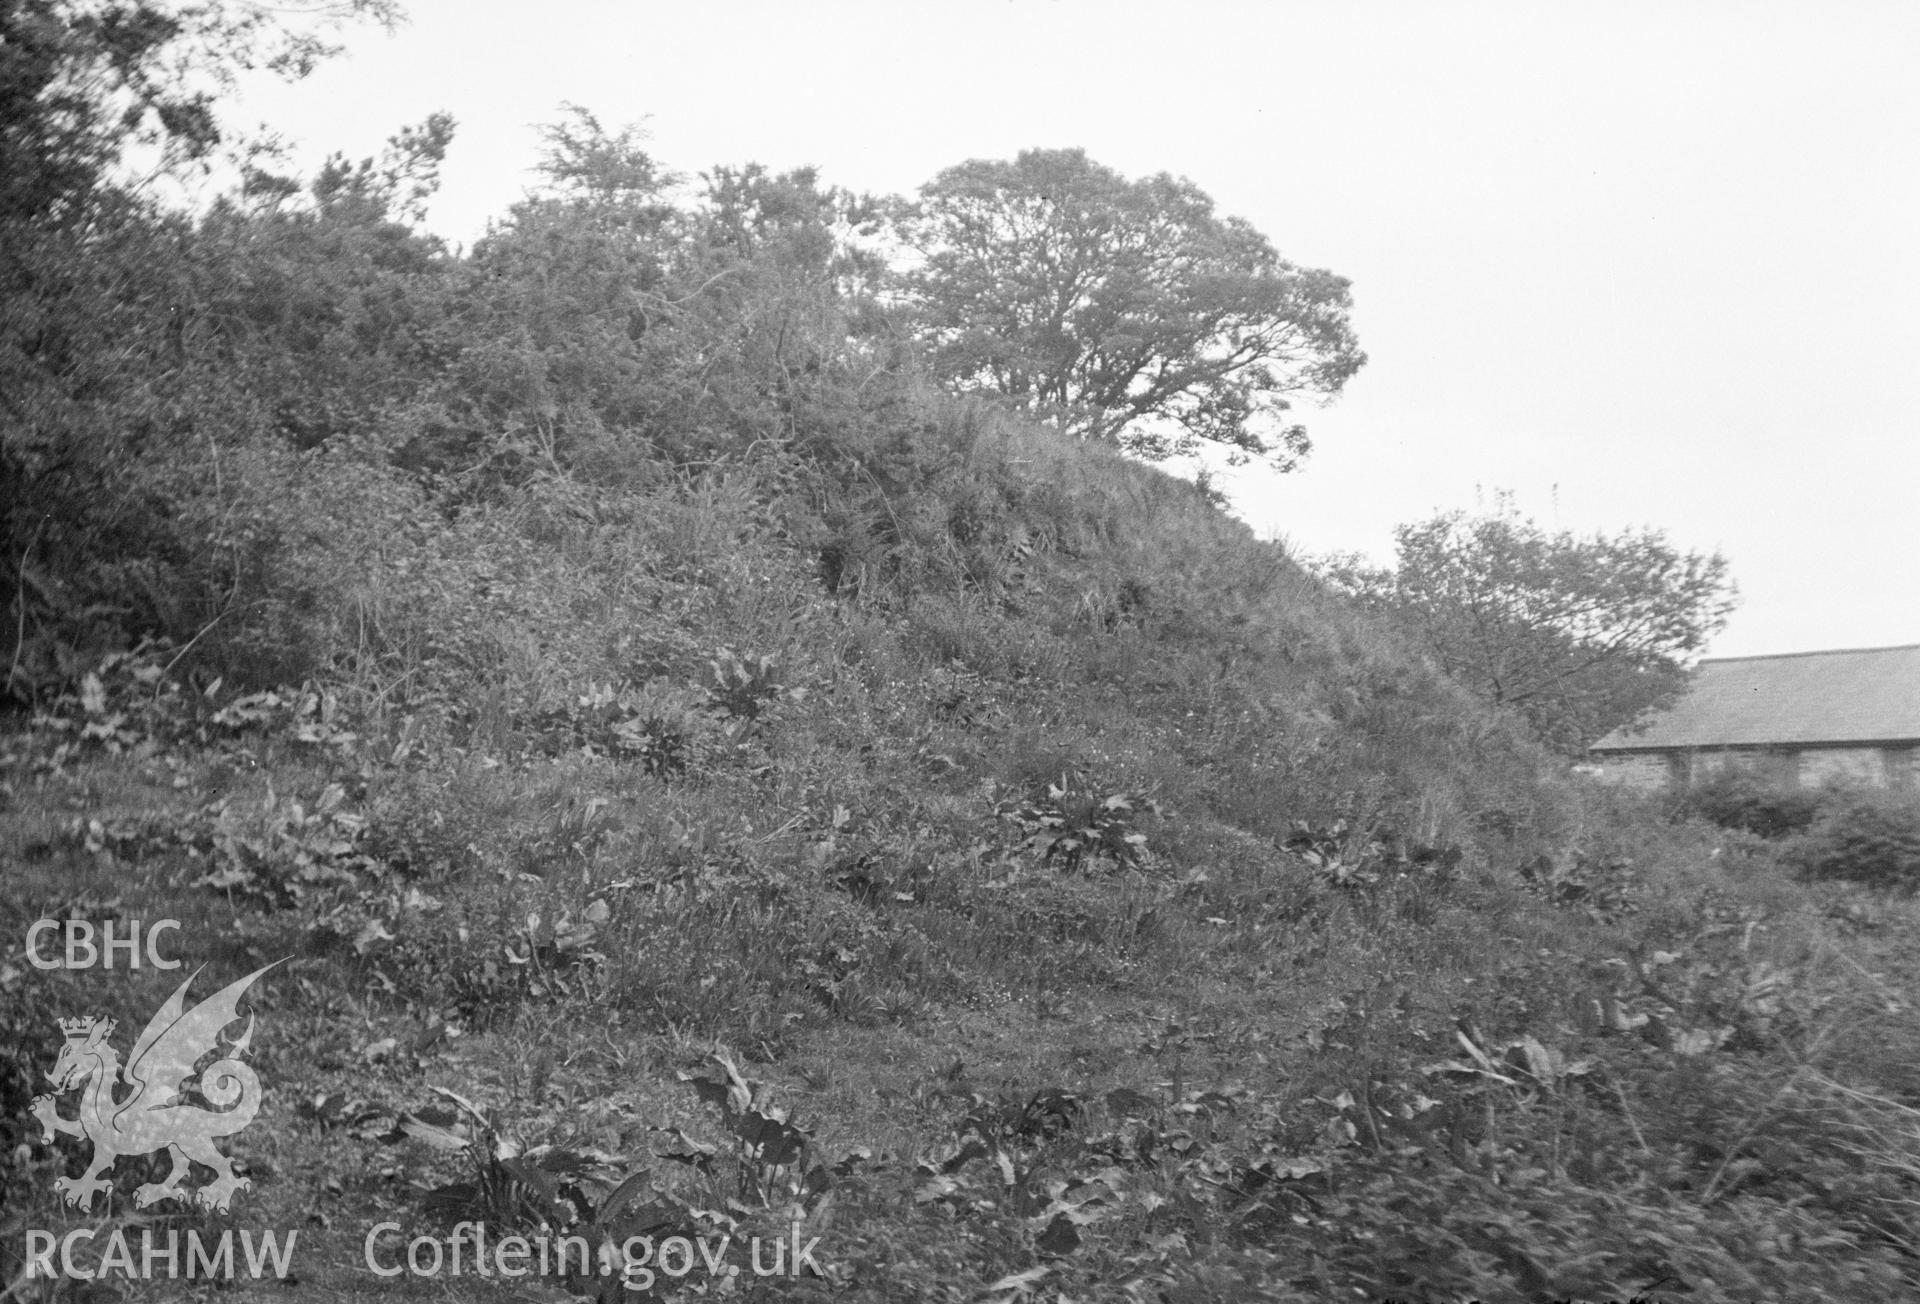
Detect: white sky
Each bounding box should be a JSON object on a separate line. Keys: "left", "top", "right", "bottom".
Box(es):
{"left": 231, "top": 0, "right": 1919, "bottom": 658}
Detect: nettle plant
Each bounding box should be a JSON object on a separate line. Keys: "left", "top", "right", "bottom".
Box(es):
{"left": 703, "top": 647, "right": 802, "bottom": 721}
{"left": 517, "top": 648, "right": 803, "bottom": 778}
{"left": 670, "top": 1051, "right": 836, "bottom": 1215}
{"left": 386, "top": 1054, "right": 842, "bottom": 1301}
{"left": 1005, "top": 773, "right": 1163, "bottom": 873}
{"left": 195, "top": 782, "right": 380, "bottom": 909}
{"left": 1280, "top": 819, "right": 1464, "bottom": 892}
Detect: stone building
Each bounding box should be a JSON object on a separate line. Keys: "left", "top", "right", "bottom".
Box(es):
{"left": 1587, "top": 644, "right": 1920, "bottom": 791}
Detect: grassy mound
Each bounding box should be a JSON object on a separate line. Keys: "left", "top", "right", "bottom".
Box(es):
{"left": 4, "top": 131, "right": 1916, "bottom": 1302}
{"left": 5, "top": 392, "right": 1918, "bottom": 1301}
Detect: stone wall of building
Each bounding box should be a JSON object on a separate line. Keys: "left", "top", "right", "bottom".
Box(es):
{"left": 1588, "top": 744, "right": 1919, "bottom": 791}
{"left": 1799, "top": 747, "right": 1894, "bottom": 788}
{"left": 1689, "top": 749, "right": 1799, "bottom": 786}
{"left": 1588, "top": 752, "right": 1677, "bottom": 790}
{"left": 1884, "top": 746, "right": 1917, "bottom": 790}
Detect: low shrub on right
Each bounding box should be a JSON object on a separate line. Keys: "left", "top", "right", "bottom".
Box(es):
{"left": 1678, "top": 769, "right": 1826, "bottom": 838}
{"left": 1680, "top": 773, "right": 1920, "bottom": 892}
{"left": 1787, "top": 789, "right": 1920, "bottom": 892}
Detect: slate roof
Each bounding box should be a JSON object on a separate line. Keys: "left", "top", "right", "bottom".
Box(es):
{"left": 1592, "top": 644, "right": 1920, "bottom": 752}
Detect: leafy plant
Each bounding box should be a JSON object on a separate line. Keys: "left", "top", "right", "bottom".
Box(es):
{"left": 396, "top": 1086, "right": 599, "bottom": 1230}
{"left": 1005, "top": 774, "right": 1162, "bottom": 873}
{"left": 507, "top": 898, "right": 614, "bottom": 1001}
{"left": 704, "top": 646, "right": 801, "bottom": 720}
{"left": 387, "top": 1054, "right": 847, "bottom": 1299}
{"left": 1518, "top": 847, "right": 1640, "bottom": 917}
{"left": 1282, "top": 819, "right": 1464, "bottom": 892}
{"left": 194, "top": 782, "right": 378, "bottom": 907}
{"left": 673, "top": 1051, "right": 835, "bottom": 1214}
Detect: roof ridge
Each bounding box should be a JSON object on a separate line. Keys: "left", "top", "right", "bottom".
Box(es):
{"left": 1702, "top": 643, "right": 1920, "bottom": 665}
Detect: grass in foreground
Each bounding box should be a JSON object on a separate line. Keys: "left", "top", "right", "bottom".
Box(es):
{"left": 3, "top": 626, "right": 1917, "bottom": 1303}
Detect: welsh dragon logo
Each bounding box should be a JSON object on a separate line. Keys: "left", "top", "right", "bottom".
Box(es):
{"left": 31, "top": 962, "right": 281, "bottom": 1213}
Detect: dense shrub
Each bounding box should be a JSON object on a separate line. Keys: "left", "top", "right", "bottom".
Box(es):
{"left": 1788, "top": 789, "right": 1920, "bottom": 892}
{"left": 1675, "top": 771, "right": 1920, "bottom": 892}
{"left": 1679, "top": 769, "right": 1825, "bottom": 838}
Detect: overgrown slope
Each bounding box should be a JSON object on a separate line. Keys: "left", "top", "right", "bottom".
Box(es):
{"left": 4, "top": 115, "right": 1918, "bottom": 1304}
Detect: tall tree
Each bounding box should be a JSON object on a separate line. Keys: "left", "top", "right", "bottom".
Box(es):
{"left": 898, "top": 148, "right": 1364, "bottom": 468}
{"left": 1315, "top": 501, "right": 1738, "bottom": 753}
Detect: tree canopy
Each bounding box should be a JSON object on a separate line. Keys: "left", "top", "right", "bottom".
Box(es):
{"left": 1315, "top": 501, "right": 1738, "bottom": 753}
{"left": 5, "top": 22, "right": 1376, "bottom": 701}
{"left": 898, "top": 148, "right": 1364, "bottom": 469}
{"left": 0, "top": 0, "right": 399, "bottom": 226}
